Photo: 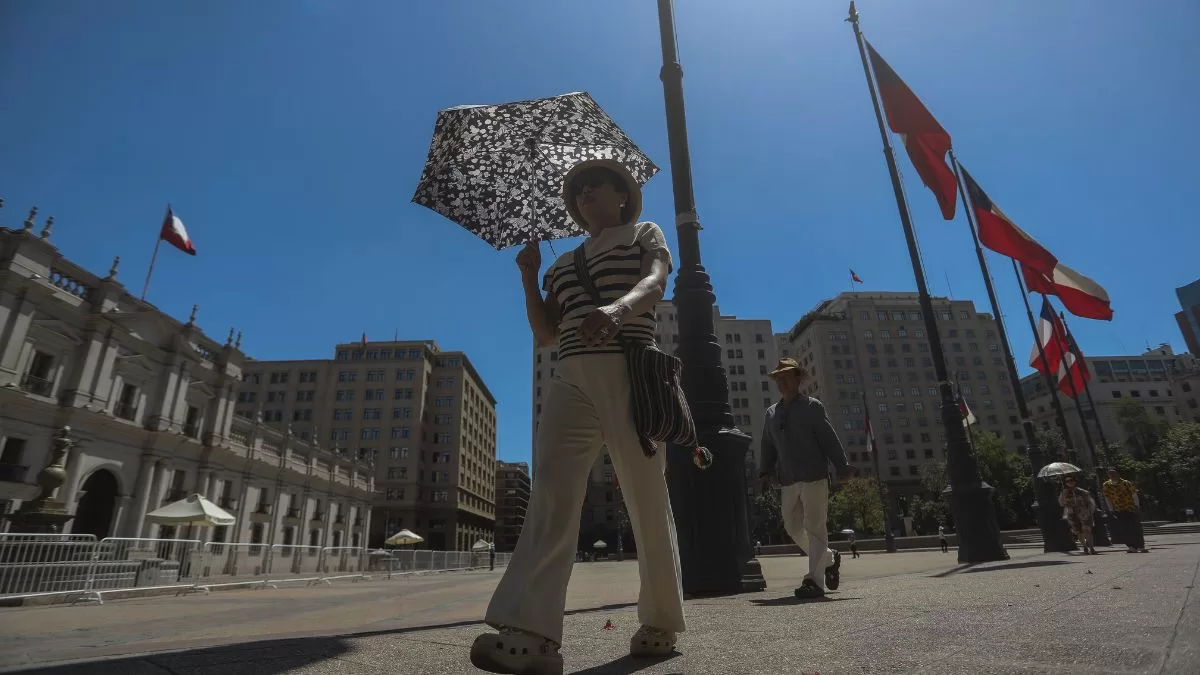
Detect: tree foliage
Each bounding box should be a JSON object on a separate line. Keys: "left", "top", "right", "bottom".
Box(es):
{"left": 829, "top": 477, "right": 885, "bottom": 535}
{"left": 920, "top": 459, "right": 948, "bottom": 495}
{"left": 971, "top": 430, "right": 1034, "bottom": 528}
{"left": 1114, "top": 399, "right": 1169, "bottom": 460}
{"left": 910, "top": 494, "right": 950, "bottom": 533}
{"left": 751, "top": 489, "right": 787, "bottom": 545}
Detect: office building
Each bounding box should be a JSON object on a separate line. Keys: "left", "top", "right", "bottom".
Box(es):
{"left": 782, "top": 292, "right": 1026, "bottom": 501}
{"left": 1020, "top": 344, "right": 1200, "bottom": 459}
{"left": 237, "top": 340, "right": 497, "bottom": 550}
{"left": 1175, "top": 279, "right": 1200, "bottom": 355}
{"left": 494, "top": 460, "right": 530, "bottom": 552}
{"left": 531, "top": 301, "right": 780, "bottom": 547}
{"left": 0, "top": 218, "right": 375, "bottom": 547}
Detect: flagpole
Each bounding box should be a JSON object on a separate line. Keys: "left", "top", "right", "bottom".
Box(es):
{"left": 1059, "top": 312, "right": 1112, "bottom": 456}
{"left": 847, "top": 1, "right": 1006, "bottom": 562}
{"left": 1055, "top": 307, "right": 1112, "bottom": 546}
{"left": 1011, "top": 263, "right": 1076, "bottom": 453}
{"left": 947, "top": 153, "right": 1070, "bottom": 550}
{"left": 140, "top": 204, "right": 171, "bottom": 302}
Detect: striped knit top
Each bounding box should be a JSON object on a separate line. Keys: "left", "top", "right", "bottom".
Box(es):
{"left": 542, "top": 221, "right": 673, "bottom": 360}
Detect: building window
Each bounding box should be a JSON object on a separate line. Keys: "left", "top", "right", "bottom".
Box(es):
{"left": 391, "top": 426, "right": 411, "bottom": 439}
{"left": 363, "top": 408, "right": 381, "bottom": 420}
{"left": 365, "top": 389, "right": 385, "bottom": 400}
{"left": 360, "top": 427, "right": 381, "bottom": 441}
{"left": 335, "top": 389, "right": 355, "bottom": 402}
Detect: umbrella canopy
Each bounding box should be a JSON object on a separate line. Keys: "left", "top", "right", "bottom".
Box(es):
{"left": 385, "top": 529, "right": 425, "bottom": 546}
{"left": 1037, "top": 462, "right": 1083, "bottom": 479}
{"left": 146, "top": 493, "right": 236, "bottom": 527}
{"left": 592, "top": 540, "right": 608, "bottom": 549}
{"left": 412, "top": 91, "right": 659, "bottom": 250}
{"left": 471, "top": 539, "right": 493, "bottom": 552}
{"left": 840, "top": 529, "right": 856, "bottom": 535}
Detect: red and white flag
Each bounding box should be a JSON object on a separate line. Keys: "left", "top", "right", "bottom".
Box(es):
{"left": 960, "top": 167, "right": 1058, "bottom": 275}
{"left": 1056, "top": 329, "right": 1091, "bottom": 398}
{"left": 159, "top": 206, "right": 196, "bottom": 255}
{"left": 850, "top": 269, "right": 864, "bottom": 284}
{"left": 865, "top": 413, "right": 876, "bottom": 455}
{"left": 1029, "top": 297, "right": 1071, "bottom": 377}
{"left": 866, "top": 41, "right": 958, "bottom": 220}
{"left": 958, "top": 395, "right": 977, "bottom": 427}
{"left": 1022, "top": 262, "right": 1112, "bottom": 322}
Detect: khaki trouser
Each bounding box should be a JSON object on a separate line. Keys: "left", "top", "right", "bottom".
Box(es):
{"left": 485, "top": 353, "right": 685, "bottom": 644}
{"left": 781, "top": 479, "right": 834, "bottom": 590}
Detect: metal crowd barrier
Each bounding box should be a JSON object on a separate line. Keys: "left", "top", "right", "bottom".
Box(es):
{"left": 1, "top": 533, "right": 511, "bottom": 605}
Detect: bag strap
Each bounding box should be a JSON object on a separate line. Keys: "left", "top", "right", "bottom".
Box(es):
{"left": 573, "top": 245, "right": 629, "bottom": 350}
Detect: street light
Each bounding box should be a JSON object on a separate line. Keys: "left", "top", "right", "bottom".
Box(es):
{"left": 655, "top": 0, "right": 765, "bottom": 595}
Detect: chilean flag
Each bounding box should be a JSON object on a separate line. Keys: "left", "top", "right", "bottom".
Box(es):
{"left": 850, "top": 269, "right": 864, "bottom": 284}
{"left": 866, "top": 41, "right": 957, "bottom": 220}
{"left": 1022, "top": 261, "right": 1113, "bottom": 321}
{"left": 865, "top": 412, "right": 876, "bottom": 455}
{"left": 159, "top": 206, "right": 196, "bottom": 255}
{"left": 1030, "top": 297, "right": 1071, "bottom": 378}
{"left": 1057, "top": 328, "right": 1091, "bottom": 398}
{"left": 958, "top": 395, "right": 977, "bottom": 427}
{"left": 960, "top": 167, "right": 1058, "bottom": 275}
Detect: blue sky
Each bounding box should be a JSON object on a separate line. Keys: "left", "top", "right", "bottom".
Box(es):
{"left": 2, "top": 0, "right": 1196, "bottom": 464}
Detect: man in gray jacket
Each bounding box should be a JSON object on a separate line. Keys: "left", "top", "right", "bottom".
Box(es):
{"left": 759, "top": 357, "right": 853, "bottom": 599}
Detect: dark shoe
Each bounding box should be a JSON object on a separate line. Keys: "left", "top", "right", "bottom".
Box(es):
{"left": 794, "top": 579, "right": 824, "bottom": 599}
{"left": 825, "top": 550, "right": 842, "bottom": 591}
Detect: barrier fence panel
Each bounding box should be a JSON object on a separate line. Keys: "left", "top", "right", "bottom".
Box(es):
{"left": 199, "top": 542, "right": 271, "bottom": 585}
{"left": 83, "top": 538, "right": 204, "bottom": 598}
{"left": 270, "top": 544, "right": 324, "bottom": 580}
{"left": 0, "top": 534, "right": 98, "bottom": 598}
{"left": 319, "top": 547, "right": 366, "bottom": 576}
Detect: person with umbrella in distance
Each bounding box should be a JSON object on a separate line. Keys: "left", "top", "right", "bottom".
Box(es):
{"left": 1058, "top": 474, "right": 1099, "bottom": 555}
{"left": 759, "top": 357, "right": 854, "bottom": 599}
{"left": 470, "top": 158, "right": 683, "bottom": 674}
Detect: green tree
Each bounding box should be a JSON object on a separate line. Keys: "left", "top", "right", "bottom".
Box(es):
{"left": 1036, "top": 427, "right": 1068, "bottom": 461}
{"left": 1114, "top": 399, "right": 1169, "bottom": 460}
{"left": 829, "top": 477, "right": 885, "bottom": 535}
{"left": 920, "top": 459, "right": 948, "bottom": 495}
{"left": 751, "top": 489, "right": 787, "bottom": 545}
{"left": 1141, "top": 422, "right": 1200, "bottom": 518}
{"left": 910, "top": 494, "right": 950, "bottom": 533}
{"left": 972, "top": 430, "right": 1034, "bottom": 528}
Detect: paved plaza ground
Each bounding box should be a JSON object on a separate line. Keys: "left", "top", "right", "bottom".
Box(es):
{"left": 0, "top": 532, "right": 1197, "bottom": 674}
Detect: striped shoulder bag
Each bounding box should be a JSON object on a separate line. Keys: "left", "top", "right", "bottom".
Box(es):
{"left": 573, "top": 246, "right": 712, "bottom": 468}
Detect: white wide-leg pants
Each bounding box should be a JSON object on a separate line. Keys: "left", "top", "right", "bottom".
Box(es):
{"left": 781, "top": 479, "right": 834, "bottom": 590}
{"left": 484, "top": 354, "right": 685, "bottom": 645}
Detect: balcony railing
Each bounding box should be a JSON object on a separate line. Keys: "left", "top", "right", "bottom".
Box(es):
{"left": 310, "top": 513, "right": 325, "bottom": 523}
{"left": 218, "top": 497, "right": 237, "bottom": 509}
{"left": 286, "top": 507, "right": 301, "bottom": 518}
{"left": 20, "top": 374, "right": 53, "bottom": 397}
{"left": 334, "top": 515, "right": 345, "bottom": 525}
{"left": 162, "top": 489, "right": 187, "bottom": 504}
{"left": 0, "top": 463, "right": 29, "bottom": 483}
{"left": 353, "top": 518, "right": 363, "bottom": 527}
{"left": 114, "top": 403, "right": 137, "bottom": 421}
{"left": 254, "top": 503, "right": 271, "bottom": 515}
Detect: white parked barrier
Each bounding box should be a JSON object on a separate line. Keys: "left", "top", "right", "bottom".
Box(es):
{"left": 0, "top": 534, "right": 98, "bottom": 598}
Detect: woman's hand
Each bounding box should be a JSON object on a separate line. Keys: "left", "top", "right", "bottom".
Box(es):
{"left": 579, "top": 303, "right": 631, "bottom": 347}
{"left": 516, "top": 241, "right": 541, "bottom": 279}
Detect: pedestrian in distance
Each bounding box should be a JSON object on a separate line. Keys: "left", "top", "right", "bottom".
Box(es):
{"left": 1102, "top": 468, "right": 1149, "bottom": 553}
{"left": 849, "top": 533, "right": 859, "bottom": 559}
{"left": 470, "top": 159, "right": 684, "bottom": 675}
{"left": 759, "top": 357, "right": 854, "bottom": 599}
{"left": 938, "top": 524, "right": 948, "bottom": 554}
{"left": 1059, "top": 475, "right": 1099, "bottom": 555}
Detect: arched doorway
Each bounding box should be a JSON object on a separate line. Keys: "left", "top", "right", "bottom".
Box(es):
{"left": 73, "top": 470, "right": 119, "bottom": 539}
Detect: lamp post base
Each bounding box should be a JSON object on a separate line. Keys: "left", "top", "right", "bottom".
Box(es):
{"left": 668, "top": 428, "right": 766, "bottom": 597}
{"left": 1033, "top": 480, "right": 1076, "bottom": 553}
{"left": 943, "top": 482, "right": 1010, "bottom": 563}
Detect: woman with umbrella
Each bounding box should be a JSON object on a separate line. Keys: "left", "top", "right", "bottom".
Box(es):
{"left": 470, "top": 158, "right": 684, "bottom": 674}
{"left": 1058, "top": 475, "right": 1099, "bottom": 555}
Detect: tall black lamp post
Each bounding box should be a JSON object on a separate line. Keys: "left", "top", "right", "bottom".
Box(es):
{"left": 655, "top": 0, "right": 765, "bottom": 595}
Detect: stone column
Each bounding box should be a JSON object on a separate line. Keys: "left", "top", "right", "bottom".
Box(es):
{"left": 362, "top": 503, "right": 372, "bottom": 550}
{"left": 139, "top": 462, "right": 166, "bottom": 538}
{"left": 126, "top": 457, "right": 159, "bottom": 538}
{"left": 58, "top": 444, "right": 86, "bottom": 520}
{"left": 111, "top": 495, "right": 133, "bottom": 538}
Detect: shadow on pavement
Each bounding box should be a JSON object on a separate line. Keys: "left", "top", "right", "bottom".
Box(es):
{"left": 571, "top": 652, "right": 682, "bottom": 675}
{"left": 929, "top": 559, "right": 1076, "bottom": 578}
{"left": 7, "top": 637, "right": 353, "bottom": 675}
{"left": 749, "top": 595, "right": 860, "bottom": 607}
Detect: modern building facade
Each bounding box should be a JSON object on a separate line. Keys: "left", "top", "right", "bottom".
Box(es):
{"left": 1020, "top": 344, "right": 1200, "bottom": 461}
{"left": 494, "top": 460, "right": 529, "bottom": 552}
{"left": 782, "top": 292, "right": 1027, "bottom": 501}
{"left": 0, "top": 219, "right": 375, "bottom": 548}
{"left": 1175, "top": 279, "right": 1200, "bottom": 356}
{"left": 531, "top": 301, "right": 780, "bottom": 547}
{"left": 237, "top": 340, "right": 497, "bottom": 551}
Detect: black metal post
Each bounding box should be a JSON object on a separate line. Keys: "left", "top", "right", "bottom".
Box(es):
{"left": 847, "top": 2, "right": 1006, "bottom": 563}
{"left": 862, "top": 393, "right": 897, "bottom": 551}
{"left": 1057, "top": 309, "right": 1111, "bottom": 546}
{"left": 655, "top": 0, "right": 765, "bottom": 595}
{"left": 949, "top": 153, "right": 1070, "bottom": 552}
{"left": 1012, "top": 265, "right": 1076, "bottom": 453}
{"left": 1011, "top": 265, "right": 1078, "bottom": 551}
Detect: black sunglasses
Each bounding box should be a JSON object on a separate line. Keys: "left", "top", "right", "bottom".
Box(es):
{"left": 569, "top": 168, "right": 624, "bottom": 196}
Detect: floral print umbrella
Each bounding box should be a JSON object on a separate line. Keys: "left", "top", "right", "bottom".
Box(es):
{"left": 411, "top": 91, "right": 659, "bottom": 250}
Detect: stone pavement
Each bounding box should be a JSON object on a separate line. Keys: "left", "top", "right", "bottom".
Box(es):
{"left": 1, "top": 533, "right": 1197, "bottom": 674}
